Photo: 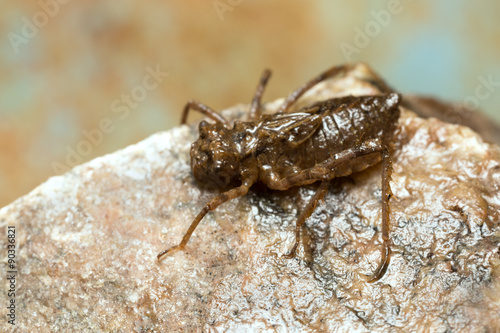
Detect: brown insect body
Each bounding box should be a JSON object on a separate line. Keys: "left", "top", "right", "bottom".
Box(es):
{"left": 159, "top": 64, "right": 401, "bottom": 282}
{"left": 192, "top": 94, "right": 400, "bottom": 190}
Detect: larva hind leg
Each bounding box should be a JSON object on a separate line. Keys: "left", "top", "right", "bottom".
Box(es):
{"left": 278, "top": 64, "right": 354, "bottom": 113}
{"left": 271, "top": 138, "right": 393, "bottom": 282}
{"left": 283, "top": 181, "right": 329, "bottom": 258}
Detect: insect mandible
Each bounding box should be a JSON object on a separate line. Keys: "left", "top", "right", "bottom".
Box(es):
{"left": 158, "top": 64, "right": 401, "bottom": 282}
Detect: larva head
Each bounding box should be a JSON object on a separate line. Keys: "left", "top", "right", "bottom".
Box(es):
{"left": 190, "top": 120, "right": 241, "bottom": 189}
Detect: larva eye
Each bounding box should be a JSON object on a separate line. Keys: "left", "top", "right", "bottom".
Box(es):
{"left": 199, "top": 120, "right": 210, "bottom": 139}
{"left": 199, "top": 120, "right": 209, "bottom": 130}
{"left": 196, "top": 151, "right": 208, "bottom": 164}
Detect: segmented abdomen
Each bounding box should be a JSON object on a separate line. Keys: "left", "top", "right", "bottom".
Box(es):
{"left": 267, "top": 93, "right": 401, "bottom": 179}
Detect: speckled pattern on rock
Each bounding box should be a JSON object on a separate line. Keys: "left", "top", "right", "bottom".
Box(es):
{"left": 1, "top": 64, "right": 499, "bottom": 332}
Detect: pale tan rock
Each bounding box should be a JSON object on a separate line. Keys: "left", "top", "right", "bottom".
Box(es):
{"left": 403, "top": 94, "right": 500, "bottom": 145}
{"left": 1, "top": 64, "right": 499, "bottom": 332}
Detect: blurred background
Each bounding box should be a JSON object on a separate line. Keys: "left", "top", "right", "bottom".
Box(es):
{"left": 1, "top": 0, "right": 499, "bottom": 208}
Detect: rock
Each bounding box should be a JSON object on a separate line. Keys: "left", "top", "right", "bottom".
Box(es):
{"left": 1, "top": 63, "right": 499, "bottom": 332}
{"left": 403, "top": 94, "right": 500, "bottom": 145}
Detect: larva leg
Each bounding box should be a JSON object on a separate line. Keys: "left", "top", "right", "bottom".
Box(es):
{"left": 356, "top": 65, "right": 395, "bottom": 94}
{"left": 248, "top": 69, "right": 272, "bottom": 120}
{"left": 158, "top": 179, "right": 255, "bottom": 261}
{"left": 278, "top": 64, "right": 354, "bottom": 113}
{"left": 283, "top": 181, "right": 329, "bottom": 258}
{"left": 272, "top": 139, "right": 393, "bottom": 282}
{"left": 365, "top": 148, "right": 393, "bottom": 282}
{"left": 180, "top": 99, "right": 229, "bottom": 126}
{"left": 274, "top": 139, "right": 385, "bottom": 190}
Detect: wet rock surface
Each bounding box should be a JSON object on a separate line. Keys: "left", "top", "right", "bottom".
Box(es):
{"left": 1, "top": 64, "right": 500, "bottom": 332}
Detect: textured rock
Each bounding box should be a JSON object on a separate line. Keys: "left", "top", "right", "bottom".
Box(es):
{"left": 403, "top": 94, "right": 500, "bottom": 145}
{"left": 1, "top": 64, "right": 500, "bottom": 332}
